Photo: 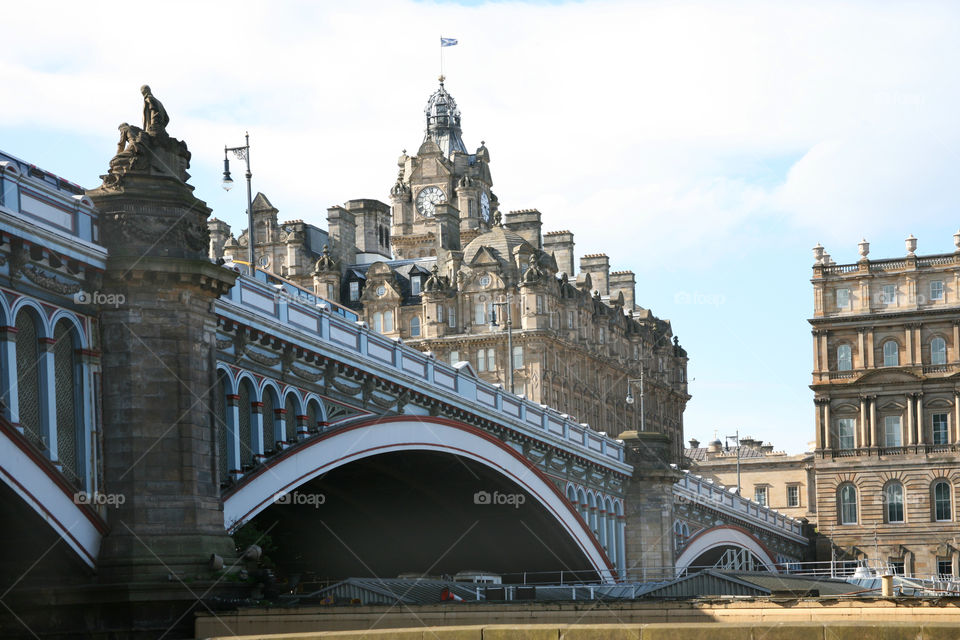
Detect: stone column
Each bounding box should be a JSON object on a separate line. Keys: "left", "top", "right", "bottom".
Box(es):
{"left": 916, "top": 393, "right": 924, "bottom": 446}
{"left": 820, "top": 331, "right": 829, "bottom": 372}
{"left": 857, "top": 329, "right": 866, "bottom": 369}
{"left": 620, "top": 431, "right": 681, "bottom": 581}
{"left": 914, "top": 325, "right": 923, "bottom": 365}
{"left": 824, "top": 402, "right": 832, "bottom": 450}
{"left": 905, "top": 327, "right": 914, "bottom": 365}
{"left": 87, "top": 118, "right": 239, "bottom": 586}
{"left": 870, "top": 396, "right": 878, "bottom": 448}
{"left": 860, "top": 396, "right": 868, "bottom": 449}
{"left": 955, "top": 392, "right": 960, "bottom": 444}
{"left": 814, "top": 398, "right": 823, "bottom": 449}
{"left": 906, "top": 394, "right": 915, "bottom": 446}
{"left": 953, "top": 322, "right": 960, "bottom": 363}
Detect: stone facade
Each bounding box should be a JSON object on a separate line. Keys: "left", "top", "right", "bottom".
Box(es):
{"left": 208, "top": 80, "right": 690, "bottom": 452}
{"left": 810, "top": 234, "right": 960, "bottom": 578}
{"left": 686, "top": 437, "right": 816, "bottom": 522}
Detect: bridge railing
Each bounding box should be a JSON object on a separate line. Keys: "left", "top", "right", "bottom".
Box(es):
{"left": 674, "top": 470, "right": 807, "bottom": 542}
{"left": 216, "top": 273, "right": 630, "bottom": 472}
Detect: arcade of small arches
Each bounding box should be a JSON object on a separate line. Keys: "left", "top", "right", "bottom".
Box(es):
{"left": 0, "top": 293, "right": 94, "bottom": 492}
{"left": 565, "top": 482, "right": 625, "bottom": 577}
{"left": 213, "top": 365, "right": 330, "bottom": 484}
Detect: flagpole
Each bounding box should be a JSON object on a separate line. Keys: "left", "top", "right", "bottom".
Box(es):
{"left": 440, "top": 35, "right": 444, "bottom": 79}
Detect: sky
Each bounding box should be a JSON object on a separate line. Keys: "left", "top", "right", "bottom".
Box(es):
{"left": 2, "top": 0, "right": 959, "bottom": 454}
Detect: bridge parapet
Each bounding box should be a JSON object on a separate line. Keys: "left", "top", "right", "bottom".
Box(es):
{"left": 215, "top": 273, "right": 631, "bottom": 475}
{"left": 674, "top": 470, "right": 807, "bottom": 543}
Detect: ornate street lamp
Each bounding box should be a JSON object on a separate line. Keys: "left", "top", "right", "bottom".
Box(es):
{"left": 490, "top": 294, "right": 515, "bottom": 394}
{"left": 222, "top": 132, "right": 254, "bottom": 272}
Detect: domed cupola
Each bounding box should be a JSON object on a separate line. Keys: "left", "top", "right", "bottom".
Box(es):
{"left": 424, "top": 77, "right": 468, "bottom": 158}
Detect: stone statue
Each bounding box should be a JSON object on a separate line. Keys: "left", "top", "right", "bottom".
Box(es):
{"left": 116, "top": 122, "right": 146, "bottom": 155}
{"left": 141, "top": 85, "right": 169, "bottom": 137}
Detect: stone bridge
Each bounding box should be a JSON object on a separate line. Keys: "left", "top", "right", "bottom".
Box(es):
{"left": 0, "top": 141, "right": 808, "bottom": 636}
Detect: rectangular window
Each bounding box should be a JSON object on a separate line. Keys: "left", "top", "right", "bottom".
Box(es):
{"left": 536, "top": 295, "right": 544, "bottom": 314}
{"left": 938, "top": 559, "right": 953, "bottom": 578}
{"left": 437, "top": 305, "right": 444, "bottom": 322}
{"left": 567, "top": 310, "right": 574, "bottom": 328}
{"left": 882, "top": 284, "right": 896, "bottom": 305}
{"left": 889, "top": 560, "right": 905, "bottom": 575}
{"left": 449, "top": 350, "right": 459, "bottom": 366}
{"left": 885, "top": 415, "right": 902, "bottom": 447}
{"left": 837, "top": 418, "right": 856, "bottom": 450}
{"left": 326, "top": 283, "right": 335, "bottom": 300}
{"left": 477, "top": 349, "right": 486, "bottom": 372}
{"left": 448, "top": 307, "right": 456, "bottom": 328}
{"left": 933, "top": 413, "right": 949, "bottom": 445}
{"left": 512, "top": 346, "right": 523, "bottom": 370}
{"left": 486, "top": 348, "right": 495, "bottom": 370}
{"left": 383, "top": 310, "right": 393, "bottom": 332}
{"left": 474, "top": 301, "right": 487, "bottom": 325}
{"left": 931, "top": 280, "right": 944, "bottom": 301}
{"left": 836, "top": 288, "right": 850, "bottom": 309}
{"left": 373, "top": 312, "right": 382, "bottom": 333}
{"left": 754, "top": 487, "right": 768, "bottom": 506}
{"left": 349, "top": 281, "right": 360, "bottom": 301}
{"left": 410, "top": 276, "right": 421, "bottom": 296}
{"left": 787, "top": 485, "right": 800, "bottom": 508}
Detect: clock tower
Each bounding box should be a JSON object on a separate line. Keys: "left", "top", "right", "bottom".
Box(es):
{"left": 390, "top": 78, "right": 496, "bottom": 262}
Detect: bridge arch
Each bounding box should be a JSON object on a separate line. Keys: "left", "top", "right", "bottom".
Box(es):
{"left": 223, "top": 415, "right": 614, "bottom": 579}
{"left": 674, "top": 524, "right": 778, "bottom": 574}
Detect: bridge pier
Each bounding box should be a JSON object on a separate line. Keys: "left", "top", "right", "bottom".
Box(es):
{"left": 79, "top": 120, "right": 246, "bottom": 635}
{"left": 621, "top": 431, "right": 682, "bottom": 581}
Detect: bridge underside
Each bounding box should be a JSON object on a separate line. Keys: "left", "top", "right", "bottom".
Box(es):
{"left": 0, "top": 480, "right": 91, "bottom": 589}
{"left": 241, "top": 450, "right": 598, "bottom": 583}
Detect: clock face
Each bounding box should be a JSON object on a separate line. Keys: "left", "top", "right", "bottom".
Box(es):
{"left": 480, "top": 192, "right": 490, "bottom": 222}
{"left": 376, "top": 285, "right": 386, "bottom": 297}
{"left": 416, "top": 186, "right": 446, "bottom": 217}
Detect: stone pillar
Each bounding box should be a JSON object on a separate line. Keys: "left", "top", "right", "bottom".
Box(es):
{"left": 867, "top": 327, "right": 875, "bottom": 368}
{"left": 857, "top": 329, "right": 866, "bottom": 369}
{"left": 916, "top": 393, "right": 924, "bottom": 445}
{"left": 87, "top": 114, "right": 239, "bottom": 587}
{"left": 870, "top": 396, "right": 878, "bottom": 448}
{"left": 905, "top": 326, "right": 914, "bottom": 365}
{"left": 824, "top": 402, "right": 832, "bottom": 450}
{"left": 953, "top": 321, "right": 960, "bottom": 363}
{"left": 955, "top": 392, "right": 960, "bottom": 444}
{"left": 0, "top": 326, "right": 19, "bottom": 425}
{"left": 906, "top": 394, "right": 915, "bottom": 446}
{"left": 620, "top": 431, "right": 681, "bottom": 580}
{"left": 860, "top": 396, "right": 868, "bottom": 449}
{"left": 814, "top": 398, "right": 823, "bottom": 449}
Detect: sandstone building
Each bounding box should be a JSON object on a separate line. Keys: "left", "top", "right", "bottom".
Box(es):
{"left": 686, "top": 437, "right": 816, "bottom": 522}
{"left": 810, "top": 234, "right": 960, "bottom": 578}
{"left": 209, "top": 79, "right": 690, "bottom": 450}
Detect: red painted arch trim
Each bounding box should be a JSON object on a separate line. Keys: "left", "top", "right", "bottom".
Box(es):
{"left": 682, "top": 523, "right": 779, "bottom": 567}
{"left": 224, "top": 415, "right": 614, "bottom": 573}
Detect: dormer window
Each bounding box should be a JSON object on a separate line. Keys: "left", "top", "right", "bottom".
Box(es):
{"left": 349, "top": 281, "right": 360, "bottom": 301}
{"left": 411, "top": 276, "right": 422, "bottom": 296}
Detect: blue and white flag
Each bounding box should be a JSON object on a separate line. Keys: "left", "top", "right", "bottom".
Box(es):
{"left": 441, "top": 37, "right": 458, "bottom": 47}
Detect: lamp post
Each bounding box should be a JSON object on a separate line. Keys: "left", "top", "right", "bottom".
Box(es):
{"left": 222, "top": 132, "right": 254, "bottom": 273}
{"left": 724, "top": 430, "right": 741, "bottom": 495}
{"left": 490, "top": 294, "right": 514, "bottom": 394}
{"left": 625, "top": 371, "right": 644, "bottom": 431}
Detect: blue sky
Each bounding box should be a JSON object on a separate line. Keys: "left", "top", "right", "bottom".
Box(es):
{"left": 3, "top": 0, "right": 959, "bottom": 453}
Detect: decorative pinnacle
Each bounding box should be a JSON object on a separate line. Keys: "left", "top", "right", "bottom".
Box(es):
{"left": 438, "top": 74, "right": 445, "bottom": 84}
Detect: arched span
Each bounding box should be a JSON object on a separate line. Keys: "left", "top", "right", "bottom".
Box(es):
{"left": 223, "top": 416, "right": 614, "bottom": 579}
{"left": 0, "top": 417, "right": 105, "bottom": 568}
{"left": 674, "top": 524, "right": 778, "bottom": 574}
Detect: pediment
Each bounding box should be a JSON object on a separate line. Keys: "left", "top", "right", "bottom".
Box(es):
{"left": 468, "top": 246, "right": 501, "bottom": 267}
{"left": 856, "top": 368, "right": 924, "bottom": 384}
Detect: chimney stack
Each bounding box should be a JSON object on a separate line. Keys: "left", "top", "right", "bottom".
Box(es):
{"left": 543, "top": 230, "right": 575, "bottom": 278}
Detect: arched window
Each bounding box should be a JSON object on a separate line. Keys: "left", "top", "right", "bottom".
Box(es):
{"left": 409, "top": 315, "right": 421, "bottom": 337}
{"left": 933, "top": 481, "right": 952, "bottom": 522}
{"left": 883, "top": 340, "right": 899, "bottom": 367}
{"left": 383, "top": 310, "right": 394, "bottom": 332}
{"left": 931, "top": 337, "right": 947, "bottom": 365}
{"left": 838, "top": 483, "right": 858, "bottom": 525}
{"left": 237, "top": 379, "right": 254, "bottom": 468}
{"left": 15, "top": 310, "right": 42, "bottom": 449}
{"left": 53, "top": 321, "right": 81, "bottom": 486}
{"left": 372, "top": 312, "right": 382, "bottom": 333}
{"left": 214, "top": 370, "right": 229, "bottom": 484}
{"left": 284, "top": 394, "right": 298, "bottom": 440}
{"left": 262, "top": 388, "right": 278, "bottom": 451}
{"left": 884, "top": 482, "right": 904, "bottom": 523}
{"left": 307, "top": 400, "right": 319, "bottom": 433}
{"left": 837, "top": 344, "right": 852, "bottom": 371}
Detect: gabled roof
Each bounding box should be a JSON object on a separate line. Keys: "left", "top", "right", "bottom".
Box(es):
{"left": 251, "top": 192, "right": 276, "bottom": 212}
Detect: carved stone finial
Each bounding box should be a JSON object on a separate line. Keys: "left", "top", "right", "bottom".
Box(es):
{"left": 858, "top": 238, "right": 870, "bottom": 259}
{"left": 906, "top": 234, "right": 917, "bottom": 257}
{"left": 812, "top": 243, "right": 824, "bottom": 265}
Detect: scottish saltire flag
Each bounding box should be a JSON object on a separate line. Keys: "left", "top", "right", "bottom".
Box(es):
{"left": 441, "top": 37, "right": 458, "bottom": 47}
